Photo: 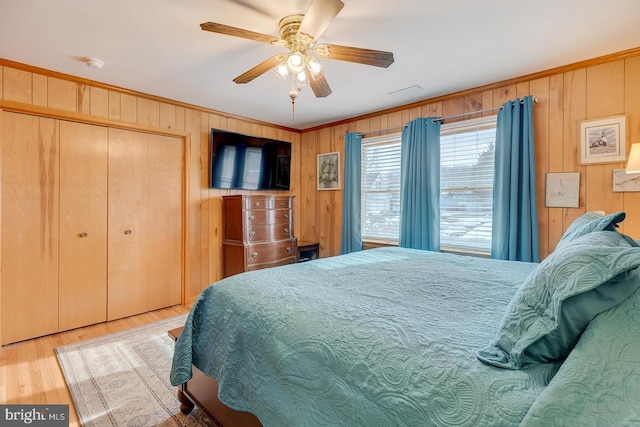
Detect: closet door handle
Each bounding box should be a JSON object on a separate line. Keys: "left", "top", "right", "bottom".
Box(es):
{"left": 124, "top": 229, "right": 132, "bottom": 235}
{"left": 79, "top": 232, "right": 88, "bottom": 238}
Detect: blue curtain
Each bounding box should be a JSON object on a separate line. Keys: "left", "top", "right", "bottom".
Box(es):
{"left": 399, "top": 118, "right": 441, "bottom": 251}
{"left": 492, "top": 95, "right": 540, "bottom": 262}
{"left": 340, "top": 132, "right": 363, "bottom": 254}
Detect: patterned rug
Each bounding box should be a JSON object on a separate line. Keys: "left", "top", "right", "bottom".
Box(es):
{"left": 56, "top": 314, "right": 214, "bottom": 427}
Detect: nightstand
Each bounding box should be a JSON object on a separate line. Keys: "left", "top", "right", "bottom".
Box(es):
{"left": 297, "top": 241, "right": 320, "bottom": 262}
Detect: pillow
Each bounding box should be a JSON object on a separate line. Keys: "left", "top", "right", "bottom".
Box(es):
{"left": 555, "top": 211, "right": 627, "bottom": 250}
{"left": 477, "top": 230, "right": 640, "bottom": 369}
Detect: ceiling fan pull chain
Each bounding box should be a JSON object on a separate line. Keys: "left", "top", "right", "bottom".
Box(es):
{"left": 289, "top": 76, "right": 298, "bottom": 120}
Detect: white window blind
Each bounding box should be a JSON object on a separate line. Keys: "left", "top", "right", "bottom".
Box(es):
{"left": 440, "top": 116, "right": 497, "bottom": 253}
{"left": 361, "top": 133, "right": 402, "bottom": 243}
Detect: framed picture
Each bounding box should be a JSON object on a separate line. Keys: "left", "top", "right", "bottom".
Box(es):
{"left": 612, "top": 169, "right": 640, "bottom": 192}
{"left": 317, "top": 152, "right": 340, "bottom": 190}
{"left": 579, "top": 115, "right": 627, "bottom": 165}
{"left": 545, "top": 172, "right": 580, "bottom": 208}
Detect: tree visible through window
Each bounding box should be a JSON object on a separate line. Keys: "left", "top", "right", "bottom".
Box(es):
{"left": 360, "top": 116, "right": 497, "bottom": 254}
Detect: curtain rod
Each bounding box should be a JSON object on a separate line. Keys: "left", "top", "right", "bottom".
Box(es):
{"left": 432, "top": 96, "right": 539, "bottom": 123}
{"left": 357, "top": 96, "right": 538, "bottom": 137}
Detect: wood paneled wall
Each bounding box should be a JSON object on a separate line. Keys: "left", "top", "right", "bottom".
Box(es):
{"left": 0, "top": 60, "right": 300, "bottom": 305}
{"left": 1, "top": 48, "right": 639, "bottom": 308}
{"left": 299, "top": 49, "right": 640, "bottom": 260}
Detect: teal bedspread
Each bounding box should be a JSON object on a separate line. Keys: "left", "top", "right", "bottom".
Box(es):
{"left": 171, "top": 247, "right": 560, "bottom": 426}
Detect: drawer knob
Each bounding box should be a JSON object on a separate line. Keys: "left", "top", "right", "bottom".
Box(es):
{"left": 251, "top": 252, "right": 259, "bottom": 259}
{"left": 286, "top": 247, "right": 292, "bottom": 253}
{"left": 284, "top": 228, "right": 289, "bottom": 234}
{"left": 283, "top": 214, "right": 289, "bottom": 219}
{"left": 79, "top": 232, "right": 88, "bottom": 238}
{"left": 249, "top": 215, "right": 255, "bottom": 221}
{"left": 124, "top": 229, "right": 132, "bottom": 235}
{"left": 249, "top": 231, "right": 256, "bottom": 237}
{"left": 280, "top": 201, "right": 285, "bottom": 207}
{"left": 255, "top": 202, "right": 261, "bottom": 207}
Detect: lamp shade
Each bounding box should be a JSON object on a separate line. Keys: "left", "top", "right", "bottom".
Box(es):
{"left": 626, "top": 143, "right": 640, "bottom": 173}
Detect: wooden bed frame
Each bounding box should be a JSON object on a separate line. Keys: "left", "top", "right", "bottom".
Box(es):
{"left": 169, "top": 327, "right": 263, "bottom": 427}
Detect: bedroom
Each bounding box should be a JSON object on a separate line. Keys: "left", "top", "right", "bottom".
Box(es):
{"left": 1, "top": 0, "right": 640, "bottom": 425}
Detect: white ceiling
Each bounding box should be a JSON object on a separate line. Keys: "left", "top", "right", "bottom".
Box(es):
{"left": 1, "top": 0, "right": 640, "bottom": 130}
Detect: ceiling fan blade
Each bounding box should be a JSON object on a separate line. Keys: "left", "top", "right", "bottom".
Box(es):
{"left": 201, "top": 22, "right": 283, "bottom": 45}
{"left": 233, "top": 54, "right": 287, "bottom": 84}
{"left": 314, "top": 43, "right": 394, "bottom": 68}
{"left": 297, "top": 0, "right": 344, "bottom": 40}
{"left": 308, "top": 72, "right": 332, "bottom": 98}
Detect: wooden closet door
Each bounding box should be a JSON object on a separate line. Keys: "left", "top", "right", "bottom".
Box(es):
{"left": 58, "top": 121, "right": 108, "bottom": 331}
{"left": 107, "top": 128, "right": 149, "bottom": 320}
{"left": 107, "top": 129, "right": 183, "bottom": 320}
{"left": 1, "top": 113, "right": 59, "bottom": 344}
{"left": 146, "top": 133, "right": 183, "bottom": 310}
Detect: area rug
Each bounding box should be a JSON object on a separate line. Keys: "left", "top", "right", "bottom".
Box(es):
{"left": 56, "top": 314, "right": 215, "bottom": 427}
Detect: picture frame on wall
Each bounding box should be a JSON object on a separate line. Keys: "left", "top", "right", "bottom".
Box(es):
{"left": 317, "top": 152, "right": 340, "bottom": 190}
{"left": 579, "top": 115, "right": 627, "bottom": 165}
{"left": 545, "top": 172, "right": 580, "bottom": 208}
{"left": 612, "top": 169, "right": 640, "bottom": 192}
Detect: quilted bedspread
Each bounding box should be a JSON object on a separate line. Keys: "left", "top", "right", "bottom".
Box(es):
{"left": 170, "top": 247, "right": 559, "bottom": 426}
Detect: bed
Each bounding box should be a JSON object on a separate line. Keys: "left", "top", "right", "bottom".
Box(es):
{"left": 170, "top": 211, "right": 640, "bottom": 426}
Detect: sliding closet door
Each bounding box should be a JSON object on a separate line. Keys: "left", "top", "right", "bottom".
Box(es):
{"left": 58, "top": 121, "right": 108, "bottom": 331}
{"left": 1, "top": 113, "right": 59, "bottom": 344}
{"left": 108, "top": 128, "right": 148, "bottom": 320}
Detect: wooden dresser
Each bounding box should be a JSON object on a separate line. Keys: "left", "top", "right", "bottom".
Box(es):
{"left": 222, "top": 195, "right": 297, "bottom": 277}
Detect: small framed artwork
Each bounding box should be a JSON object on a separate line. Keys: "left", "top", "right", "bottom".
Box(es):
{"left": 612, "top": 169, "right": 640, "bottom": 192}
{"left": 579, "top": 115, "right": 627, "bottom": 165}
{"left": 317, "top": 152, "right": 340, "bottom": 190}
{"left": 545, "top": 172, "right": 580, "bottom": 208}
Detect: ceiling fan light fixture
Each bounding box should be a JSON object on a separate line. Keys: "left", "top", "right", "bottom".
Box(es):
{"left": 287, "top": 52, "right": 305, "bottom": 73}
{"left": 307, "top": 57, "right": 324, "bottom": 77}
{"left": 274, "top": 63, "right": 289, "bottom": 80}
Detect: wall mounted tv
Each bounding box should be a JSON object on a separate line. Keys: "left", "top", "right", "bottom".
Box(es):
{"left": 209, "top": 129, "right": 291, "bottom": 191}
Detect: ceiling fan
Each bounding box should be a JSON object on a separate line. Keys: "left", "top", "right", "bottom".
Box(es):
{"left": 200, "top": 0, "right": 394, "bottom": 115}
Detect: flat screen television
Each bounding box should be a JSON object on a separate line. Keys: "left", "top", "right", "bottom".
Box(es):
{"left": 209, "top": 129, "right": 291, "bottom": 191}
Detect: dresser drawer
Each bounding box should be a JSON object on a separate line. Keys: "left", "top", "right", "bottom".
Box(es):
{"left": 245, "top": 224, "right": 292, "bottom": 242}
{"left": 246, "top": 240, "right": 296, "bottom": 265}
{"left": 244, "top": 208, "right": 291, "bottom": 226}
{"left": 243, "top": 196, "right": 292, "bottom": 210}
{"left": 246, "top": 257, "right": 296, "bottom": 271}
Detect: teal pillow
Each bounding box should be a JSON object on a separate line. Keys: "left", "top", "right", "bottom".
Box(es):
{"left": 477, "top": 230, "right": 640, "bottom": 369}
{"left": 555, "top": 211, "right": 626, "bottom": 250}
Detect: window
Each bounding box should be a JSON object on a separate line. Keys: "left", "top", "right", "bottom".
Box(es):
{"left": 361, "top": 134, "right": 402, "bottom": 243}
{"left": 360, "top": 116, "right": 498, "bottom": 254}
{"left": 440, "top": 116, "right": 497, "bottom": 253}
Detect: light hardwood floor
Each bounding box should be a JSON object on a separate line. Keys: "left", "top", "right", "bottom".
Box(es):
{"left": 0, "top": 304, "right": 191, "bottom": 426}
